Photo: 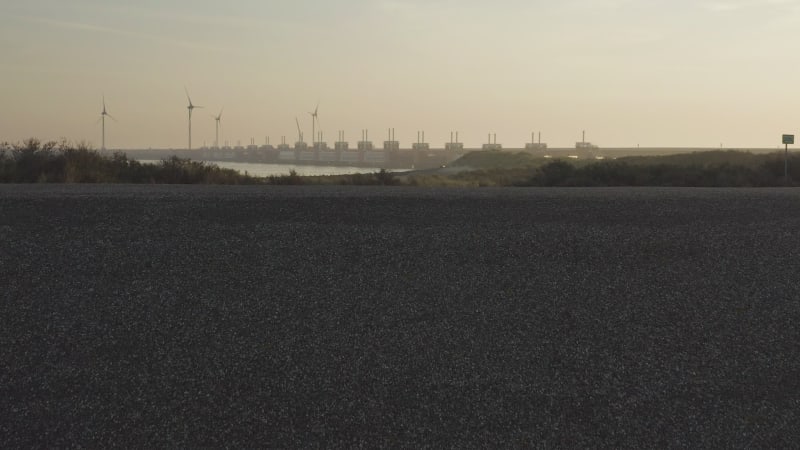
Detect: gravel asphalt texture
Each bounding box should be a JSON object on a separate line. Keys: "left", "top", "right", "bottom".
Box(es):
{"left": 2, "top": 184, "right": 800, "bottom": 448}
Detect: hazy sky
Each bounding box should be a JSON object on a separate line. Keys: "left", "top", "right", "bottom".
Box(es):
{"left": 3, "top": 0, "right": 800, "bottom": 149}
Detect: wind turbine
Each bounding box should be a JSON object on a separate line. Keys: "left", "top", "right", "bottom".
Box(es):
{"left": 213, "top": 108, "right": 223, "bottom": 148}
{"left": 99, "top": 95, "right": 115, "bottom": 151}
{"left": 185, "top": 87, "right": 202, "bottom": 150}
{"left": 308, "top": 102, "right": 319, "bottom": 146}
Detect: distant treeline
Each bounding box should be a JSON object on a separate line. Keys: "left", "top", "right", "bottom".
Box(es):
{"left": 0, "top": 139, "right": 258, "bottom": 184}
{"left": 2, "top": 139, "right": 798, "bottom": 187}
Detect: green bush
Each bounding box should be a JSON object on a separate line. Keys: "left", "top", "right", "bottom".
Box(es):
{"left": 266, "top": 169, "right": 305, "bottom": 185}
{"left": 0, "top": 139, "right": 258, "bottom": 184}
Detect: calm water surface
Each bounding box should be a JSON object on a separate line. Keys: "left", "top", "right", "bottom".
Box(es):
{"left": 138, "top": 160, "right": 396, "bottom": 177}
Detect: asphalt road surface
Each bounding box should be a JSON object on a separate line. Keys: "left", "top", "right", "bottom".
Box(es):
{"left": 2, "top": 185, "right": 800, "bottom": 447}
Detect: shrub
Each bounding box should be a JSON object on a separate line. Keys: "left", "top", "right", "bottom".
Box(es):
{"left": 375, "top": 169, "right": 397, "bottom": 186}
{"left": 513, "top": 152, "right": 800, "bottom": 187}
{"left": 0, "top": 139, "right": 259, "bottom": 184}
{"left": 267, "top": 169, "right": 305, "bottom": 185}
{"left": 531, "top": 160, "right": 576, "bottom": 186}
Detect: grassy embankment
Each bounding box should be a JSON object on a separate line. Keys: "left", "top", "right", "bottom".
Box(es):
{"left": 402, "top": 150, "right": 800, "bottom": 187}
{"left": 3, "top": 139, "right": 799, "bottom": 186}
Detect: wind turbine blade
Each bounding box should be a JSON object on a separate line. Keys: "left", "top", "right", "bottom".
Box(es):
{"left": 184, "top": 86, "right": 193, "bottom": 107}
{"left": 107, "top": 114, "right": 117, "bottom": 122}
{"left": 218, "top": 107, "right": 224, "bottom": 119}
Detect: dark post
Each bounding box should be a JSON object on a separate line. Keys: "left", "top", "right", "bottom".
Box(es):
{"left": 782, "top": 134, "right": 794, "bottom": 185}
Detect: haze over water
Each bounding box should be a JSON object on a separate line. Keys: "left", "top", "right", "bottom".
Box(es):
{"left": 3, "top": 0, "right": 800, "bottom": 150}
{"left": 138, "top": 160, "right": 393, "bottom": 177}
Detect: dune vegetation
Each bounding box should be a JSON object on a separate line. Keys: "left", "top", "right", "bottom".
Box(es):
{"left": 0, "top": 139, "right": 258, "bottom": 184}
{"left": 404, "top": 150, "right": 800, "bottom": 187}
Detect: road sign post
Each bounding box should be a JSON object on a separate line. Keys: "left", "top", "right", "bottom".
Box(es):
{"left": 783, "top": 135, "right": 794, "bottom": 185}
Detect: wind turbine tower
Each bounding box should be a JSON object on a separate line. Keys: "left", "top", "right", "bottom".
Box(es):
{"left": 99, "top": 96, "right": 115, "bottom": 151}
{"left": 213, "top": 108, "right": 223, "bottom": 149}
{"left": 185, "top": 87, "right": 202, "bottom": 150}
{"left": 309, "top": 102, "right": 320, "bottom": 147}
